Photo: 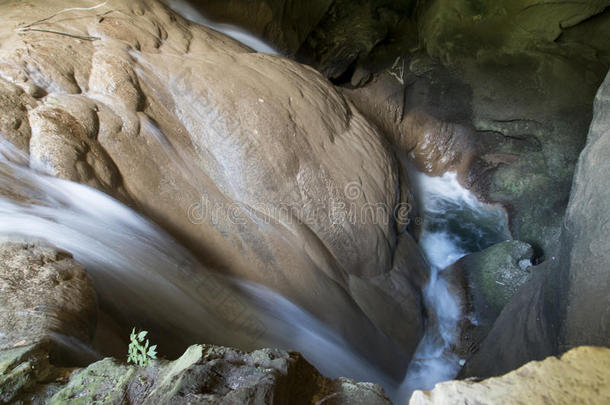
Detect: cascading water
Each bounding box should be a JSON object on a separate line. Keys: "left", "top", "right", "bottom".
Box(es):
{"left": 0, "top": 136, "right": 510, "bottom": 404}
{"left": 0, "top": 140, "right": 399, "bottom": 396}
{"left": 0, "top": 4, "right": 512, "bottom": 402}
{"left": 399, "top": 167, "right": 510, "bottom": 400}
{"left": 165, "top": 0, "right": 279, "bottom": 54}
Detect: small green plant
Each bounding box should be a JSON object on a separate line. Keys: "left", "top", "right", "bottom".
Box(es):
{"left": 127, "top": 328, "right": 157, "bottom": 366}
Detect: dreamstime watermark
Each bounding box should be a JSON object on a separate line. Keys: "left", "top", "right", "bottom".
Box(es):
{"left": 165, "top": 65, "right": 418, "bottom": 229}
{"left": 187, "top": 181, "right": 415, "bottom": 228}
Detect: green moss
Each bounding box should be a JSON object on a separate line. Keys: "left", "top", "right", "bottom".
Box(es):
{"left": 50, "top": 359, "right": 135, "bottom": 405}
{"left": 0, "top": 345, "right": 51, "bottom": 403}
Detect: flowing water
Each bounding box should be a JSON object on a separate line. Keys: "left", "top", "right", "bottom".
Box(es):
{"left": 0, "top": 140, "right": 397, "bottom": 393}
{"left": 399, "top": 168, "right": 510, "bottom": 400}
{"left": 0, "top": 5, "right": 511, "bottom": 402}
{"left": 165, "top": 0, "right": 279, "bottom": 54}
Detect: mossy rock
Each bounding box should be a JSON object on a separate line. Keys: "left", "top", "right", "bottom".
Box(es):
{"left": 0, "top": 344, "right": 53, "bottom": 403}
{"left": 455, "top": 240, "right": 535, "bottom": 326}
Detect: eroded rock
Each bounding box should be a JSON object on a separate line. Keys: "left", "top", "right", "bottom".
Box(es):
{"left": 454, "top": 240, "right": 533, "bottom": 326}
{"left": 50, "top": 344, "right": 392, "bottom": 405}
{"left": 0, "top": 242, "right": 97, "bottom": 358}
{"left": 411, "top": 346, "right": 610, "bottom": 405}
{"left": 0, "top": 0, "right": 427, "bottom": 376}
{"left": 555, "top": 70, "right": 610, "bottom": 349}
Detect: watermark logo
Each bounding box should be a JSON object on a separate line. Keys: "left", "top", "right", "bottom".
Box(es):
{"left": 187, "top": 182, "right": 415, "bottom": 228}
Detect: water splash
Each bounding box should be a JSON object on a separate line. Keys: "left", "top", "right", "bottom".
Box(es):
{"left": 399, "top": 168, "right": 510, "bottom": 400}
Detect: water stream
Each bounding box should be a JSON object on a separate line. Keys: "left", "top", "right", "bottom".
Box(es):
{"left": 399, "top": 167, "right": 510, "bottom": 399}
{"left": 165, "top": 0, "right": 279, "bottom": 54}
{"left": 0, "top": 140, "right": 396, "bottom": 393}
{"left": 0, "top": 5, "right": 512, "bottom": 402}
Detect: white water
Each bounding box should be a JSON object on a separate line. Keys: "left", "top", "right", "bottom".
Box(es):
{"left": 0, "top": 6, "right": 511, "bottom": 401}
{"left": 0, "top": 140, "right": 398, "bottom": 397}
{"left": 142, "top": 12, "right": 511, "bottom": 399}
{"left": 399, "top": 169, "right": 510, "bottom": 400}
{"left": 165, "top": 0, "right": 279, "bottom": 54}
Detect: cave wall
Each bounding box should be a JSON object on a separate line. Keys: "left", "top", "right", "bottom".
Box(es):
{"left": 183, "top": 0, "right": 610, "bottom": 256}
{"left": 177, "top": 0, "right": 420, "bottom": 79}
{"left": 555, "top": 70, "right": 610, "bottom": 350}
{"left": 417, "top": 0, "right": 610, "bottom": 256}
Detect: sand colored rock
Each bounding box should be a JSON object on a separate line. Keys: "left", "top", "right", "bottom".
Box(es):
{"left": 0, "top": 242, "right": 97, "bottom": 356}
{"left": 411, "top": 346, "right": 610, "bottom": 405}
{"left": 0, "top": 0, "right": 427, "bottom": 375}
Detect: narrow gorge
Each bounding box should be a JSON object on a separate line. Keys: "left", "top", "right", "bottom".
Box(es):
{"left": 0, "top": 1, "right": 608, "bottom": 404}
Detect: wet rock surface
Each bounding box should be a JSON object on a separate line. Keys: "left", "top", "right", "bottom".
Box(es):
{"left": 444, "top": 240, "right": 536, "bottom": 363}
{"left": 458, "top": 261, "right": 557, "bottom": 378}
{"left": 455, "top": 240, "right": 534, "bottom": 327}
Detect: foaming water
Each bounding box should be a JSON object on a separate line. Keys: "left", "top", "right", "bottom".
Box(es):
{"left": 0, "top": 140, "right": 399, "bottom": 399}
{"left": 399, "top": 168, "right": 510, "bottom": 400}
{"left": 165, "top": 0, "right": 279, "bottom": 54}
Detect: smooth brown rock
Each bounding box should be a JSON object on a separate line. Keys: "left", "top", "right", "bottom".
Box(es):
{"left": 0, "top": 0, "right": 427, "bottom": 375}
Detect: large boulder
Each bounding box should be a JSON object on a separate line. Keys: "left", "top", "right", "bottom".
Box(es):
{"left": 458, "top": 261, "right": 557, "bottom": 378}
{"left": 0, "top": 0, "right": 427, "bottom": 377}
{"left": 0, "top": 242, "right": 97, "bottom": 361}
{"left": 453, "top": 240, "right": 533, "bottom": 326}
{"left": 555, "top": 70, "right": 610, "bottom": 349}
{"left": 458, "top": 70, "right": 610, "bottom": 379}
{"left": 411, "top": 346, "right": 610, "bottom": 405}
{"left": 445, "top": 240, "right": 535, "bottom": 362}
{"left": 190, "top": 1, "right": 610, "bottom": 257}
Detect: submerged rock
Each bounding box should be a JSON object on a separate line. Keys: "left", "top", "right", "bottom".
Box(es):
{"left": 0, "top": 242, "right": 97, "bottom": 362}
{"left": 410, "top": 346, "right": 610, "bottom": 405}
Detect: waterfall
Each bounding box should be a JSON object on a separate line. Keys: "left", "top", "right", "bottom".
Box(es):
{"left": 0, "top": 4, "right": 512, "bottom": 402}
{"left": 399, "top": 168, "right": 510, "bottom": 400}
{"left": 0, "top": 140, "right": 398, "bottom": 396}
{"left": 164, "top": 0, "right": 279, "bottom": 54}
